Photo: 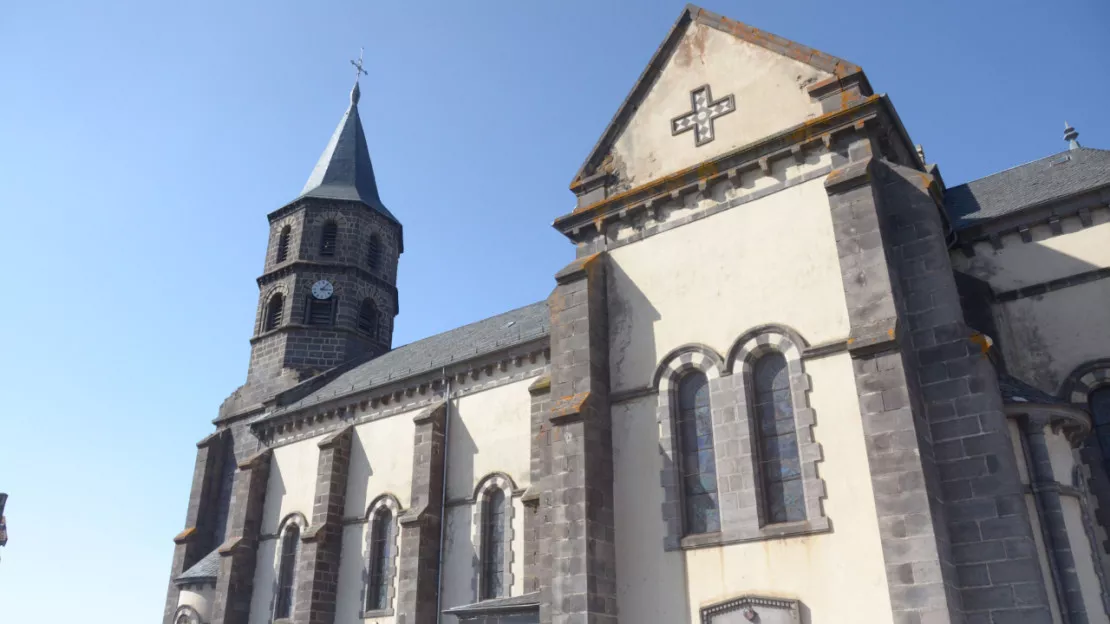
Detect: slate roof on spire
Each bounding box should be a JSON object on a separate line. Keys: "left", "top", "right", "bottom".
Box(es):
{"left": 297, "top": 81, "right": 398, "bottom": 223}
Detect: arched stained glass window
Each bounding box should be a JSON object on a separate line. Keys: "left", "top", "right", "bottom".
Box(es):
{"left": 274, "top": 524, "right": 299, "bottom": 619}
{"left": 753, "top": 353, "right": 805, "bottom": 524}
{"left": 366, "top": 509, "right": 394, "bottom": 611}
{"left": 1089, "top": 388, "right": 1110, "bottom": 477}
{"left": 677, "top": 372, "right": 720, "bottom": 535}
{"left": 481, "top": 488, "right": 507, "bottom": 600}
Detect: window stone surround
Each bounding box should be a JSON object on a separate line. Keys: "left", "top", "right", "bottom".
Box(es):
{"left": 471, "top": 473, "right": 518, "bottom": 602}
{"left": 653, "top": 327, "right": 828, "bottom": 551}
{"left": 360, "top": 494, "right": 402, "bottom": 618}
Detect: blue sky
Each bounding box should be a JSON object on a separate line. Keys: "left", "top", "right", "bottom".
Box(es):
{"left": 0, "top": 0, "right": 1106, "bottom": 621}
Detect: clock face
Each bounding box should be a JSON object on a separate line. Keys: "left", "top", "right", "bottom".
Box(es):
{"left": 311, "top": 279, "right": 334, "bottom": 300}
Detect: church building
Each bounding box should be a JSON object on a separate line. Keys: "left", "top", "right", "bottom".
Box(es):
{"left": 163, "top": 5, "right": 1110, "bottom": 623}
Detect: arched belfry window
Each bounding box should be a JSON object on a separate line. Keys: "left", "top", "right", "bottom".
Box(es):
{"left": 366, "top": 508, "right": 394, "bottom": 611}
{"left": 358, "top": 298, "right": 379, "bottom": 338}
{"left": 274, "top": 523, "right": 300, "bottom": 619}
{"left": 481, "top": 488, "right": 507, "bottom": 599}
{"left": 276, "top": 225, "right": 291, "bottom": 263}
{"left": 677, "top": 372, "right": 720, "bottom": 535}
{"left": 264, "top": 293, "right": 284, "bottom": 332}
{"left": 367, "top": 234, "right": 382, "bottom": 272}
{"left": 752, "top": 352, "right": 805, "bottom": 524}
{"left": 319, "top": 221, "right": 338, "bottom": 256}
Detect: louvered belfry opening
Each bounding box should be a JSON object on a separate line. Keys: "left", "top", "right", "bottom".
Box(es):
{"left": 358, "top": 298, "right": 379, "bottom": 337}
{"left": 320, "top": 221, "right": 338, "bottom": 256}
{"left": 307, "top": 298, "right": 334, "bottom": 326}
{"left": 367, "top": 234, "right": 382, "bottom": 272}
{"left": 276, "top": 225, "right": 291, "bottom": 263}
{"left": 264, "top": 293, "right": 284, "bottom": 332}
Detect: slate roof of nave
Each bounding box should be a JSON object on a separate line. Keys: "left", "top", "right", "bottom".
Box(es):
{"left": 176, "top": 548, "right": 220, "bottom": 583}
{"left": 265, "top": 300, "right": 550, "bottom": 416}
{"left": 944, "top": 147, "right": 1110, "bottom": 230}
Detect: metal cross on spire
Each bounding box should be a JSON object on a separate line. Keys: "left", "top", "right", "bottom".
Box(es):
{"left": 348, "top": 47, "right": 368, "bottom": 105}
{"left": 350, "top": 47, "right": 368, "bottom": 83}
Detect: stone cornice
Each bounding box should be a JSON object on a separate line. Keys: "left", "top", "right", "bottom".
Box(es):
{"left": 553, "top": 95, "right": 888, "bottom": 241}
{"left": 267, "top": 195, "right": 404, "bottom": 253}
{"left": 955, "top": 185, "right": 1110, "bottom": 247}
{"left": 249, "top": 341, "right": 550, "bottom": 445}
{"left": 256, "top": 259, "right": 399, "bottom": 311}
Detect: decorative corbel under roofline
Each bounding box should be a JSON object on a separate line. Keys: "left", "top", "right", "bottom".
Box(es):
{"left": 553, "top": 95, "right": 912, "bottom": 241}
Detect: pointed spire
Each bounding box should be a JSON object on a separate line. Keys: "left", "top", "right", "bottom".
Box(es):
{"left": 296, "top": 51, "right": 397, "bottom": 223}
{"left": 1064, "top": 121, "right": 1081, "bottom": 151}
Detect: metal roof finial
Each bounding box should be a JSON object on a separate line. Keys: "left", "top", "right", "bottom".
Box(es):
{"left": 349, "top": 47, "right": 368, "bottom": 105}
{"left": 1064, "top": 121, "right": 1081, "bottom": 151}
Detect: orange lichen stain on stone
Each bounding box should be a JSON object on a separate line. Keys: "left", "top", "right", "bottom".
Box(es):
{"left": 969, "top": 333, "right": 992, "bottom": 355}
{"left": 173, "top": 526, "right": 197, "bottom": 544}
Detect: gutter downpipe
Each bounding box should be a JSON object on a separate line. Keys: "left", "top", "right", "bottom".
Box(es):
{"left": 435, "top": 370, "right": 452, "bottom": 623}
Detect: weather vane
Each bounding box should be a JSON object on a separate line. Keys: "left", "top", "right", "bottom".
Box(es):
{"left": 350, "top": 47, "right": 368, "bottom": 83}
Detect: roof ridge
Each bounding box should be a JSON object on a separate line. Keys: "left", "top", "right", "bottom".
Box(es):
{"left": 951, "top": 147, "right": 1110, "bottom": 189}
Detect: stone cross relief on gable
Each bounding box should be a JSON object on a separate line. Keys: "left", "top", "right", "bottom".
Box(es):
{"left": 671, "top": 84, "right": 736, "bottom": 147}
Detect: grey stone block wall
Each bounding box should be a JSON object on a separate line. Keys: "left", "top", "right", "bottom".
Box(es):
{"left": 524, "top": 376, "right": 550, "bottom": 594}
{"left": 293, "top": 426, "right": 353, "bottom": 624}
{"left": 395, "top": 403, "right": 447, "bottom": 624}
{"left": 211, "top": 448, "right": 273, "bottom": 624}
{"left": 540, "top": 255, "right": 618, "bottom": 624}
{"left": 163, "top": 431, "right": 227, "bottom": 624}
{"left": 826, "top": 134, "right": 1055, "bottom": 623}
{"left": 826, "top": 153, "right": 961, "bottom": 623}
{"left": 875, "top": 158, "right": 1053, "bottom": 622}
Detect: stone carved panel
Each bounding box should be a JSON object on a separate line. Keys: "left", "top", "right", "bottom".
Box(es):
{"left": 701, "top": 595, "right": 801, "bottom": 624}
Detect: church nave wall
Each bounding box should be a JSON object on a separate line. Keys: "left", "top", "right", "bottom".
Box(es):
{"left": 606, "top": 176, "right": 849, "bottom": 395}
{"left": 611, "top": 351, "right": 894, "bottom": 623}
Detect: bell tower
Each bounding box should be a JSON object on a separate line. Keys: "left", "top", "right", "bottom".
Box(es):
{"left": 241, "top": 69, "right": 402, "bottom": 405}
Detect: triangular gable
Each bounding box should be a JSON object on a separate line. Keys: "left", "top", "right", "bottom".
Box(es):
{"left": 570, "top": 4, "right": 861, "bottom": 192}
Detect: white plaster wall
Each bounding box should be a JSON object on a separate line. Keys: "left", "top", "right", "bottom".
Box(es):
{"left": 441, "top": 505, "right": 476, "bottom": 624}
{"left": 335, "top": 407, "right": 420, "bottom": 623}
{"left": 1063, "top": 496, "right": 1110, "bottom": 623}
{"left": 259, "top": 437, "right": 320, "bottom": 534}
{"left": 607, "top": 177, "right": 849, "bottom": 392}
{"left": 177, "top": 585, "right": 214, "bottom": 622}
{"left": 995, "top": 281, "right": 1110, "bottom": 392}
{"left": 1046, "top": 430, "right": 1078, "bottom": 485}
{"left": 614, "top": 352, "right": 893, "bottom": 622}
{"left": 248, "top": 538, "right": 279, "bottom": 624}
{"left": 246, "top": 436, "right": 319, "bottom": 624}
{"left": 439, "top": 378, "right": 534, "bottom": 620}
{"left": 607, "top": 21, "right": 829, "bottom": 190}
{"left": 345, "top": 411, "right": 418, "bottom": 516}
{"left": 950, "top": 212, "right": 1110, "bottom": 292}
{"left": 447, "top": 377, "right": 534, "bottom": 499}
